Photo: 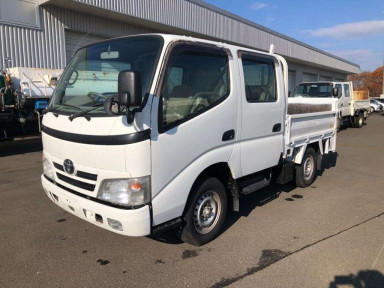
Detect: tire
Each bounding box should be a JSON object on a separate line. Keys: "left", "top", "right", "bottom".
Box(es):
{"left": 179, "top": 177, "right": 227, "bottom": 246}
{"left": 295, "top": 147, "right": 317, "bottom": 188}
{"left": 354, "top": 113, "right": 364, "bottom": 128}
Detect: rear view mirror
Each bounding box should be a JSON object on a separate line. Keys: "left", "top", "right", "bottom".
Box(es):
{"left": 118, "top": 70, "right": 142, "bottom": 107}
{"left": 332, "top": 87, "right": 339, "bottom": 97}
{"left": 100, "top": 51, "right": 119, "bottom": 59}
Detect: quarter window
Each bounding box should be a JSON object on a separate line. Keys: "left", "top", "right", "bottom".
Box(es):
{"left": 160, "top": 45, "right": 230, "bottom": 129}
{"left": 242, "top": 56, "right": 276, "bottom": 102}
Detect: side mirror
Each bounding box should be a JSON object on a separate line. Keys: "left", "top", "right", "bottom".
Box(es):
{"left": 332, "top": 87, "right": 339, "bottom": 97}
{"left": 104, "top": 96, "right": 120, "bottom": 116}
{"left": 118, "top": 70, "right": 142, "bottom": 107}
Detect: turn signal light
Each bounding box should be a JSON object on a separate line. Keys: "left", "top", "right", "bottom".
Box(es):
{"left": 129, "top": 181, "right": 142, "bottom": 192}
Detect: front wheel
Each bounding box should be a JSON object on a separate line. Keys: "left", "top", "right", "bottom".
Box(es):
{"left": 179, "top": 177, "right": 227, "bottom": 246}
{"left": 295, "top": 147, "right": 317, "bottom": 188}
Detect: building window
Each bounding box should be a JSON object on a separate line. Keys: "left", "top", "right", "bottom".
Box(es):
{"left": 0, "top": 0, "right": 40, "bottom": 29}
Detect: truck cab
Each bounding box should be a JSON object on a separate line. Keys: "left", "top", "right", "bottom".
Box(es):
{"left": 41, "top": 34, "right": 337, "bottom": 246}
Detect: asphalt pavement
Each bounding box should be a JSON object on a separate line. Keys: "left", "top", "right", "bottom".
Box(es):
{"left": 0, "top": 114, "right": 383, "bottom": 288}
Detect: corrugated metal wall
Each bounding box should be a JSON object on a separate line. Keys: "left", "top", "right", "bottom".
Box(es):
{"left": 73, "top": 0, "right": 360, "bottom": 74}
{"left": 0, "top": 7, "right": 66, "bottom": 69}
{"left": 0, "top": 5, "right": 156, "bottom": 70}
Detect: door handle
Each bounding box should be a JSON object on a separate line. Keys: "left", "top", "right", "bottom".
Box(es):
{"left": 222, "top": 130, "right": 235, "bottom": 141}
{"left": 272, "top": 123, "right": 281, "bottom": 132}
{"left": 341, "top": 103, "right": 343, "bottom": 107}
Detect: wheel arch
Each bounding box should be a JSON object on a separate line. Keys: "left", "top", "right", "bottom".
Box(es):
{"left": 181, "top": 162, "right": 234, "bottom": 216}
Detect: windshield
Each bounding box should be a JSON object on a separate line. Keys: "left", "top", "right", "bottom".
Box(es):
{"left": 50, "top": 36, "right": 163, "bottom": 115}
{"left": 293, "top": 83, "right": 334, "bottom": 98}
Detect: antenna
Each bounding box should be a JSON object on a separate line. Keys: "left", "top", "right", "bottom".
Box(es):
{"left": 269, "top": 44, "right": 275, "bottom": 54}
{"left": 72, "top": 30, "right": 92, "bottom": 57}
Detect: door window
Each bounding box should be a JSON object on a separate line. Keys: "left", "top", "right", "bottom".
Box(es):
{"left": 343, "top": 84, "right": 350, "bottom": 97}
{"left": 160, "top": 44, "right": 230, "bottom": 130}
{"left": 335, "top": 84, "right": 342, "bottom": 98}
{"left": 241, "top": 56, "right": 276, "bottom": 102}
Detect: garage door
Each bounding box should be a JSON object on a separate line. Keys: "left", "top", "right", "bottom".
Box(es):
{"left": 319, "top": 75, "right": 332, "bottom": 81}
{"left": 288, "top": 71, "right": 296, "bottom": 95}
{"left": 303, "top": 73, "right": 316, "bottom": 82}
{"left": 65, "top": 30, "right": 108, "bottom": 64}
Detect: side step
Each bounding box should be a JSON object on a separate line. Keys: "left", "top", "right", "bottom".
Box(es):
{"left": 239, "top": 172, "right": 271, "bottom": 195}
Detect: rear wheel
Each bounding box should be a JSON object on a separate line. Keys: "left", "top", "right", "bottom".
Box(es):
{"left": 179, "top": 177, "right": 227, "bottom": 246}
{"left": 295, "top": 147, "right": 317, "bottom": 188}
{"left": 354, "top": 113, "right": 364, "bottom": 128}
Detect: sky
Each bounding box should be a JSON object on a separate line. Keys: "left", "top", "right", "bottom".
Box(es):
{"left": 204, "top": 0, "right": 384, "bottom": 72}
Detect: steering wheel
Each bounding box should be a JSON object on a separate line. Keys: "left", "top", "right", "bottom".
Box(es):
{"left": 188, "top": 92, "right": 219, "bottom": 114}
{"left": 86, "top": 92, "right": 106, "bottom": 104}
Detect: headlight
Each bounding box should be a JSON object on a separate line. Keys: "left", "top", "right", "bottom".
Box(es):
{"left": 98, "top": 176, "right": 150, "bottom": 207}
{"left": 42, "top": 154, "right": 54, "bottom": 180}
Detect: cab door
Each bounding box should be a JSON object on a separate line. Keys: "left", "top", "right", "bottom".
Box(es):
{"left": 150, "top": 42, "right": 238, "bottom": 224}
{"left": 238, "top": 51, "right": 284, "bottom": 176}
{"left": 342, "top": 83, "right": 352, "bottom": 116}
{"left": 334, "top": 83, "right": 343, "bottom": 113}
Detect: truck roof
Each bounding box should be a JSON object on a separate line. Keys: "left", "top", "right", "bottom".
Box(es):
{"left": 72, "top": 33, "right": 276, "bottom": 60}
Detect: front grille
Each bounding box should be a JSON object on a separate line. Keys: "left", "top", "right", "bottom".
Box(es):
{"left": 53, "top": 162, "right": 98, "bottom": 181}
{"left": 56, "top": 173, "right": 95, "bottom": 191}
{"left": 53, "top": 162, "right": 64, "bottom": 172}
{"left": 76, "top": 170, "right": 97, "bottom": 181}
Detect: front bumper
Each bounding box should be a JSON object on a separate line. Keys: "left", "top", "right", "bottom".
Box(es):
{"left": 41, "top": 174, "right": 151, "bottom": 237}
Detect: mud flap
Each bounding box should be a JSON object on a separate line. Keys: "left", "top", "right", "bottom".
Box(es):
{"left": 228, "top": 177, "right": 240, "bottom": 212}
{"left": 276, "top": 163, "right": 294, "bottom": 185}
{"left": 316, "top": 154, "right": 322, "bottom": 171}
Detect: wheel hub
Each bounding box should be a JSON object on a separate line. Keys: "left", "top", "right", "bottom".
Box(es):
{"left": 304, "top": 155, "right": 314, "bottom": 180}
{"left": 194, "top": 191, "right": 221, "bottom": 234}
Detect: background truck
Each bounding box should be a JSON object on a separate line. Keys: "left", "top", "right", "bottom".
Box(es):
{"left": 41, "top": 34, "right": 338, "bottom": 246}
{"left": 0, "top": 67, "right": 62, "bottom": 141}
{"left": 292, "top": 81, "right": 370, "bottom": 131}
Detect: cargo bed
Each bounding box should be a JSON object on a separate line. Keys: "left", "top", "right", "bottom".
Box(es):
{"left": 284, "top": 98, "right": 338, "bottom": 162}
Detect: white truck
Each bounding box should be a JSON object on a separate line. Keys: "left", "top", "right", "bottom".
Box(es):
{"left": 293, "top": 81, "right": 370, "bottom": 131}
{"left": 41, "top": 34, "right": 337, "bottom": 246}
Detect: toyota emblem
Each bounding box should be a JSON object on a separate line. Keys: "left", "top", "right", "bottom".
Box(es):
{"left": 63, "top": 159, "right": 75, "bottom": 175}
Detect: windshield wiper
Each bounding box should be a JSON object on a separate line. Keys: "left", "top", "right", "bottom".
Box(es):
{"left": 43, "top": 103, "right": 83, "bottom": 114}
{"left": 68, "top": 103, "right": 104, "bottom": 121}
